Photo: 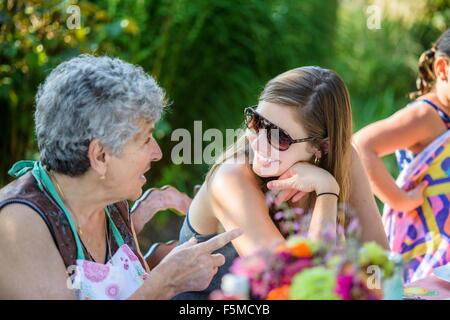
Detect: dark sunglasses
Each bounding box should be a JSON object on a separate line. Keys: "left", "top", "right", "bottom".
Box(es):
{"left": 244, "top": 106, "right": 314, "bottom": 151}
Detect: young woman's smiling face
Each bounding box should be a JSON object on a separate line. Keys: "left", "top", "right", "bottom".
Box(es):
{"left": 246, "top": 101, "right": 317, "bottom": 177}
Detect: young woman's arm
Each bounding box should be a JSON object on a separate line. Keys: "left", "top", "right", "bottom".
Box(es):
{"left": 209, "top": 164, "right": 286, "bottom": 256}
{"left": 264, "top": 148, "right": 389, "bottom": 249}
{"left": 209, "top": 162, "right": 341, "bottom": 255}
{"left": 353, "top": 101, "right": 446, "bottom": 212}
{"left": 266, "top": 162, "right": 340, "bottom": 242}
{"left": 348, "top": 146, "right": 389, "bottom": 249}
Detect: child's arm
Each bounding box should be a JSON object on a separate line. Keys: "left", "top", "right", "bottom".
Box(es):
{"left": 353, "top": 101, "right": 446, "bottom": 211}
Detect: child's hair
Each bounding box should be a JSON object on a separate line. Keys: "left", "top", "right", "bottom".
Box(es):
{"left": 410, "top": 28, "right": 450, "bottom": 99}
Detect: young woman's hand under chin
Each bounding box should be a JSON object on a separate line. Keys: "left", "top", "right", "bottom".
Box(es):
{"left": 266, "top": 161, "right": 340, "bottom": 206}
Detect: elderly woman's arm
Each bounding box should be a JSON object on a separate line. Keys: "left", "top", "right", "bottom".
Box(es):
{"left": 348, "top": 145, "right": 389, "bottom": 249}
{"left": 0, "top": 204, "right": 74, "bottom": 299}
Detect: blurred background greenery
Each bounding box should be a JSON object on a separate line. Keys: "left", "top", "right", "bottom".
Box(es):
{"left": 1, "top": 0, "right": 449, "bottom": 250}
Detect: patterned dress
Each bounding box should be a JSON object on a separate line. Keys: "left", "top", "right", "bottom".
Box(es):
{"left": 396, "top": 99, "right": 450, "bottom": 172}
{"left": 384, "top": 99, "right": 450, "bottom": 283}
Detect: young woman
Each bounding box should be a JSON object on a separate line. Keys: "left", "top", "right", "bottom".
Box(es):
{"left": 174, "top": 66, "right": 388, "bottom": 299}
{"left": 354, "top": 28, "right": 450, "bottom": 283}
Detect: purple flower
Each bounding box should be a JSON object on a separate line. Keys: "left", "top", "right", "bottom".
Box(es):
{"left": 281, "top": 259, "right": 313, "bottom": 285}
{"left": 274, "top": 211, "right": 286, "bottom": 221}
{"left": 275, "top": 250, "right": 293, "bottom": 262}
{"left": 335, "top": 274, "right": 354, "bottom": 300}
{"left": 230, "top": 254, "right": 267, "bottom": 278}
{"left": 292, "top": 208, "right": 304, "bottom": 216}
{"left": 265, "top": 192, "right": 276, "bottom": 206}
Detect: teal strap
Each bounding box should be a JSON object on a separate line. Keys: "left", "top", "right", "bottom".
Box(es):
{"left": 8, "top": 160, "right": 126, "bottom": 260}
{"left": 32, "top": 161, "right": 86, "bottom": 260}
{"left": 8, "top": 160, "right": 44, "bottom": 191}
{"left": 8, "top": 160, "right": 36, "bottom": 177}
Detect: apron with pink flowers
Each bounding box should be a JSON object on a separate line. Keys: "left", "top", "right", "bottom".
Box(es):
{"left": 384, "top": 131, "right": 450, "bottom": 283}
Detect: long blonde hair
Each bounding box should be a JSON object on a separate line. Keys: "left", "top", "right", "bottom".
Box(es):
{"left": 206, "top": 66, "right": 353, "bottom": 223}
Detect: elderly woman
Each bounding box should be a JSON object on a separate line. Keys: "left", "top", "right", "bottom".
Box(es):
{"left": 0, "top": 55, "right": 241, "bottom": 299}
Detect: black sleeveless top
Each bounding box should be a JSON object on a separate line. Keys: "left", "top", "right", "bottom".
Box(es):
{"left": 172, "top": 213, "right": 238, "bottom": 300}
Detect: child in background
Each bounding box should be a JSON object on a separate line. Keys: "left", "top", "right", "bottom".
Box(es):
{"left": 354, "top": 28, "right": 450, "bottom": 283}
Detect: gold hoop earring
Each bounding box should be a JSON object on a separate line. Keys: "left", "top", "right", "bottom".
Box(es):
{"left": 314, "top": 156, "right": 320, "bottom": 166}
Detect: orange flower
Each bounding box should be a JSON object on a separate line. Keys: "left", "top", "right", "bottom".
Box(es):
{"left": 267, "top": 285, "right": 290, "bottom": 300}
{"left": 290, "top": 242, "right": 312, "bottom": 258}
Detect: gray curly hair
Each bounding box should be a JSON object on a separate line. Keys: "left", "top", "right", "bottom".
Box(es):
{"left": 35, "top": 54, "right": 166, "bottom": 176}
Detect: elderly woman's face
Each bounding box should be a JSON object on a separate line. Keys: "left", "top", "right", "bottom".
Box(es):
{"left": 105, "top": 121, "right": 162, "bottom": 201}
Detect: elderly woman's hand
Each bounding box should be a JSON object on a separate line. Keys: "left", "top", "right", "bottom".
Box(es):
{"left": 150, "top": 228, "right": 243, "bottom": 297}
{"left": 131, "top": 186, "right": 192, "bottom": 234}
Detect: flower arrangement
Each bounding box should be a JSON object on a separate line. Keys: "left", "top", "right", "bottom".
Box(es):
{"left": 210, "top": 193, "right": 397, "bottom": 300}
